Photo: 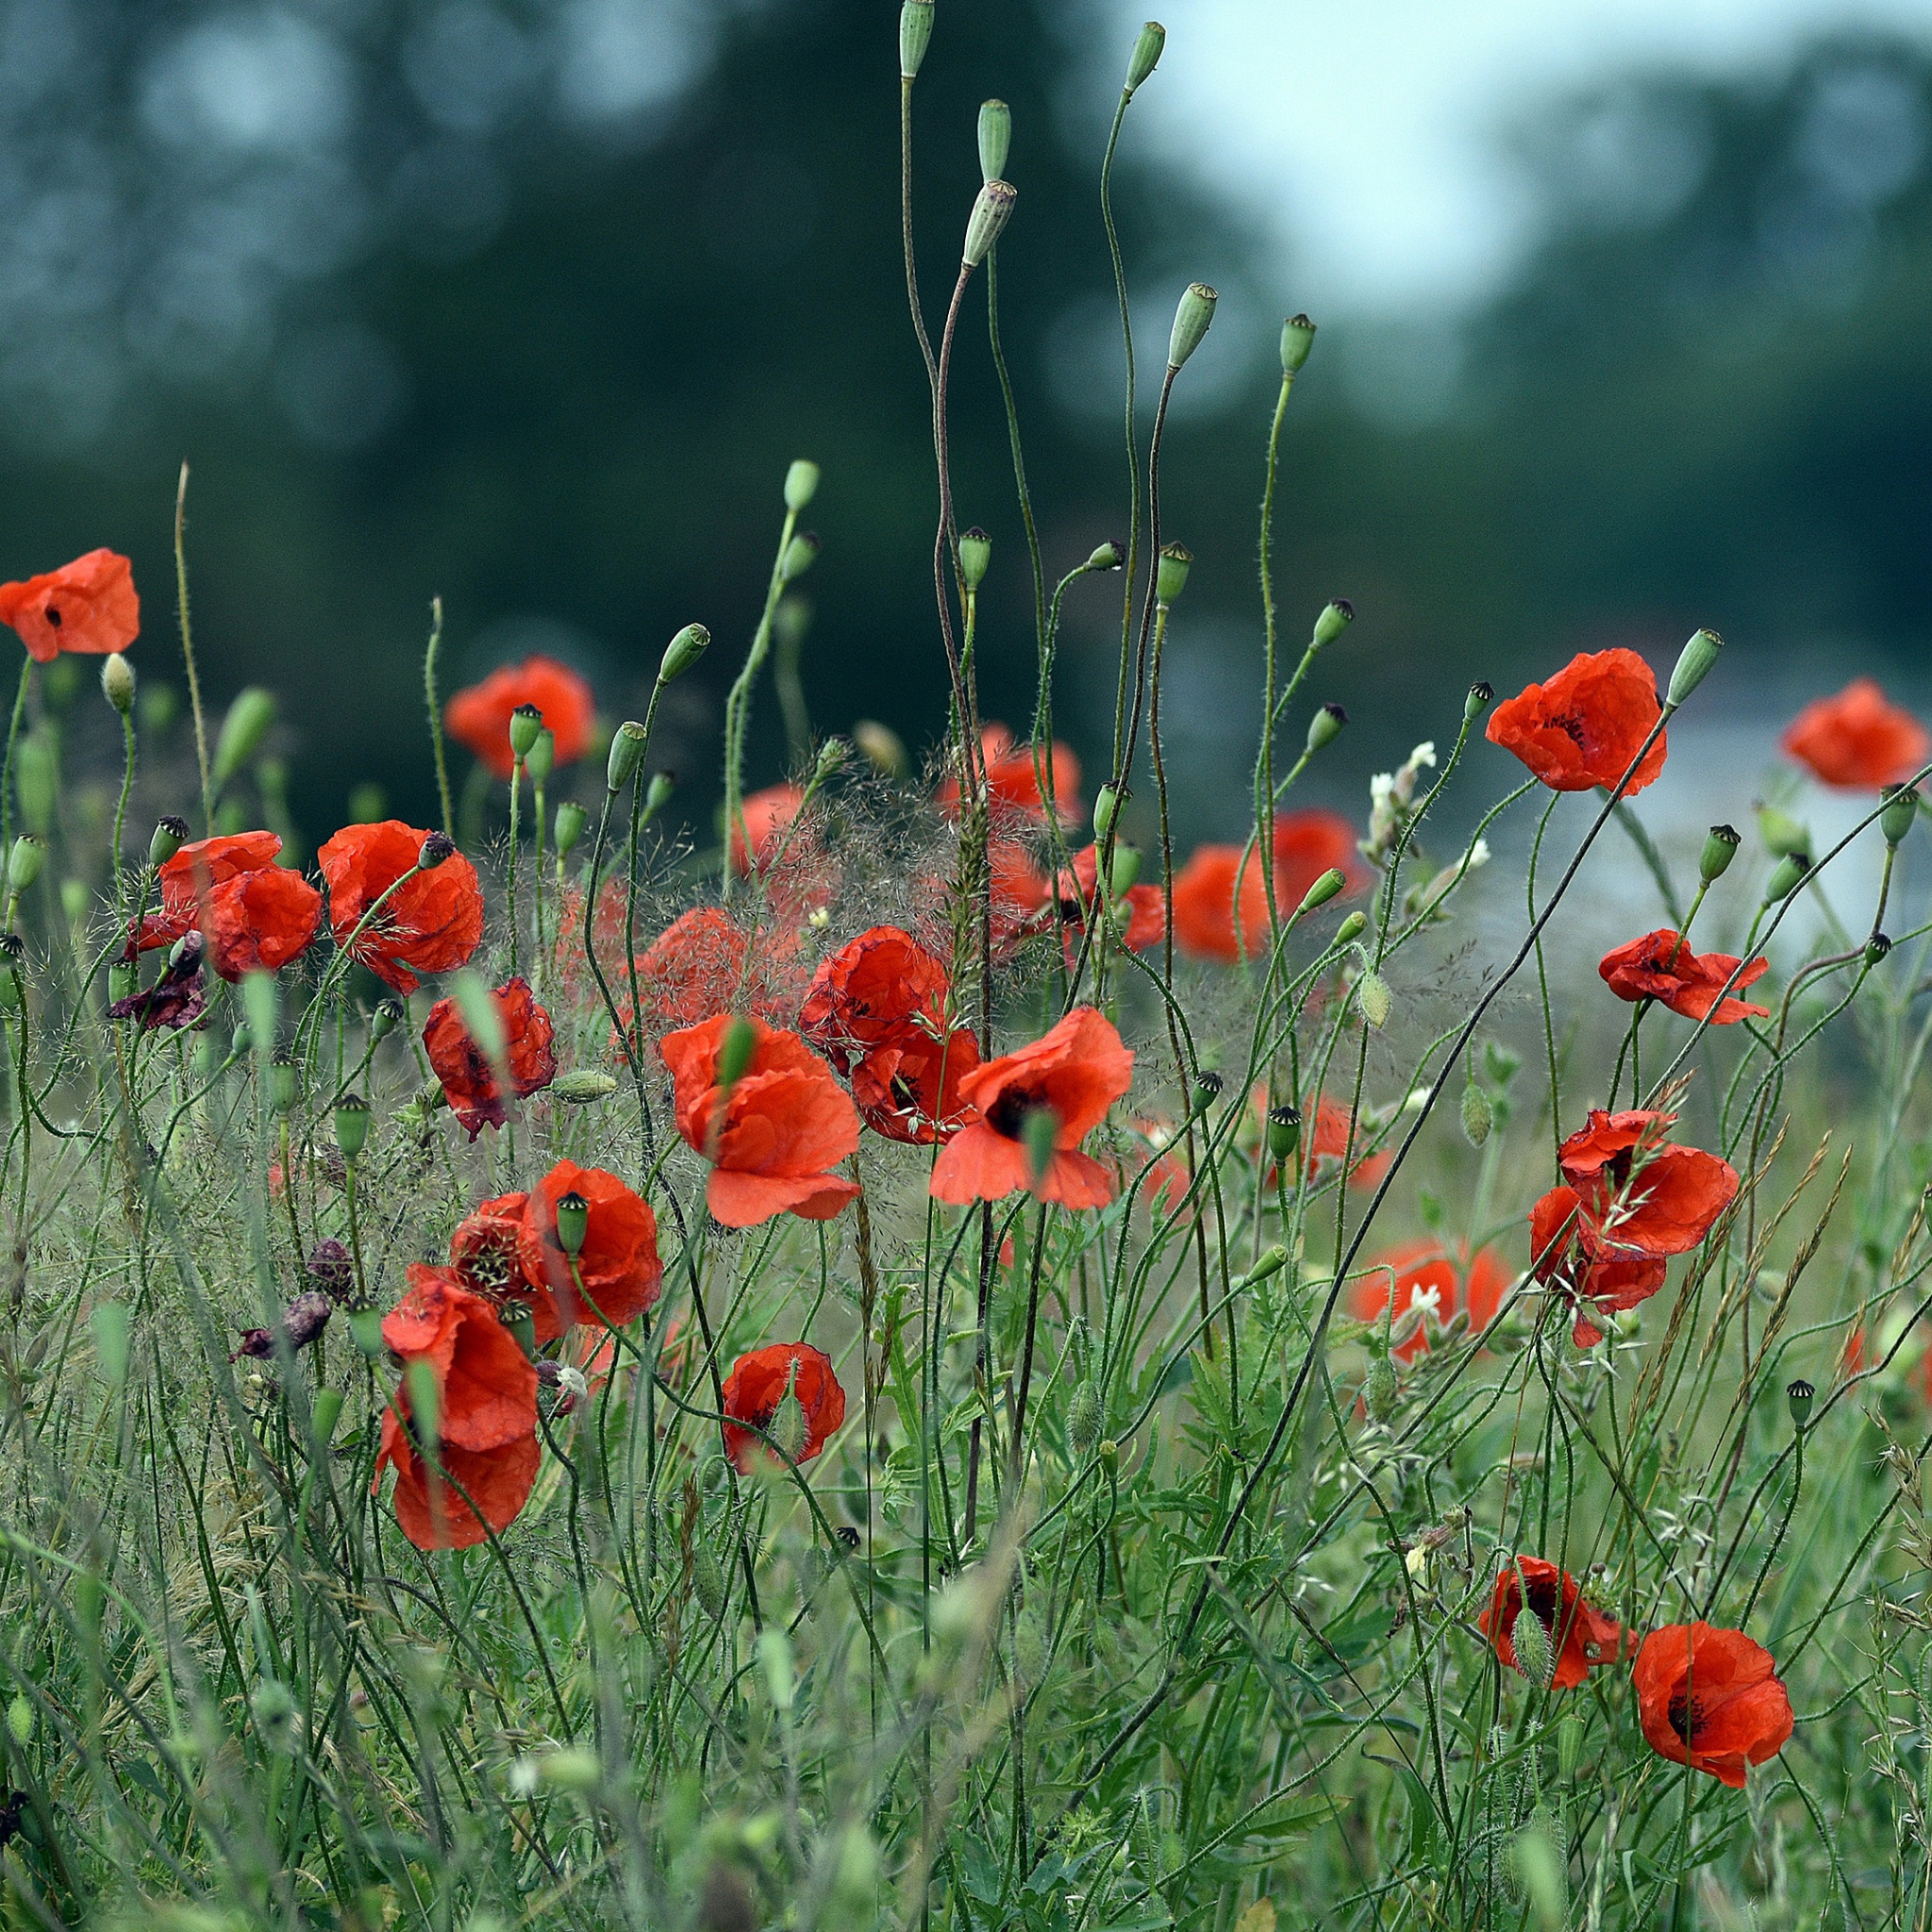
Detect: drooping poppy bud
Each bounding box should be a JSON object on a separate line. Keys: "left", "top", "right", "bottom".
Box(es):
{"left": 1088, "top": 540, "right": 1125, "bottom": 571}
{"left": 1068, "top": 1381, "right": 1101, "bottom": 1456}
{"left": 101, "top": 653, "right": 135, "bottom": 716}
{"left": 1363, "top": 1354, "right": 1396, "bottom": 1422}
{"left": 1280, "top": 313, "right": 1316, "bottom": 374}
{"left": 1510, "top": 1596, "right": 1557, "bottom": 1690}
{"left": 1699, "top": 824, "right": 1741, "bottom": 881}
{"left": 1356, "top": 970, "right": 1391, "bottom": 1029}
{"left": 1313, "top": 599, "right": 1353, "bottom": 648}
{"left": 1167, "top": 283, "right": 1218, "bottom": 372}
{"left": 1462, "top": 1081, "right": 1492, "bottom": 1147}
{"left": 962, "top": 180, "right": 1018, "bottom": 267}
{"left": 508, "top": 704, "right": 544, "bottom": 763}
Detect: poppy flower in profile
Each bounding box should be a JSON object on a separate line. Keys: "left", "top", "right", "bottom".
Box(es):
{"left": 1558, "top": 1108, "right": 1739, "bottom": 1258}
{"left": 1171, "top": 811, "right": 1365, "bottom": 963}
{"left": 317, "top": 820, "right": 485, "bottom": 994}
{"left": 1486, "top": 648, "right": 1668, "bottom": 795}
{"left": 1633, "top": 1623, "right": 1793, "bottom": 1788}
{"left": 421, "top": 976, "right": 558, "bottom": 1138}
{"left": 444, "top": 655, "right": 595, "bottom": 781}
{"left": 934, "top": 723, "right": 1081, "bottom": 822}
{"left": 519, "top": 1160, "right": 663, "bottom": 1329}
{"left": 129, "top": 830, "right": 322, "bottom": 982}
{"left": 1478, "top": 1557, "right": 1632, "bottom": 1690}
{"left": 662, "top": 1015, "right": 862, "bottom": 1227}
{"left": 0, "top": 549, "right": 139, "bottom": 662}
{"left": 1599, "top": 930, "right": 1770, "bottom": 1025}
{"left": 1351, "top": 1239, "right": 1509, "bottom": 1361}
{"left": 1529, "top": 1185, "right": 1670, "bottom": 1346}
{"left": 1055, "top": 845, "right": 1165, "bottom": 955}
{"left": 720, "top": 1341, "right": 847, "bottom": 1474}
{"left": 929, "top": 1006, "right": 1133, "bottom": 1209}
{"left": 374, "top": 1266, "right": 540, "bottom": 1551}
{"left": 1782, "top": 677, "right": 1928, "bottom": 791}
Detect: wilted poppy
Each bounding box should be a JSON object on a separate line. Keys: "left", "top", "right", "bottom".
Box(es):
{"left": 1055, "top": 845, "right": 1165, "bottom": 954}
{"left": 1557, "top": 1108, "right": 1739, "bottom": 1257}
{"left": 317, "top": 820, "right": 485, "bottom": 994}
{"left": 720, "top": 1341, "right": 847, "bottom": 1474}
{"left": 519, "top": 1160, "right": 663, "bottom": 1329}
{"left": 929, "top": 1006, "right": 1133, "bottom": 1208}
{"left": 0, "top": 549, "right": 138, "bottom": 661}
{"left": 1487, "top": 648, "right": 1668, "bottom": 795}
{"left": 444, "top": 654, "right": 595, "bottom": 781}
{"left": 934, "top": 723, "right": 1081, "bottom": 822}
{"left": 1352, "top": 1239, "right": 1509, "bottom": 1360}
{"left": 1633, "top": 1623, "right": 1793, "bottom": 1787}
{"left": 1478, "top": 1557, "right": 1631, "bottom": 1690}
{"left": 108, "top": 929, "right": 208, "bottom": 1030}
{"left": 662, "top": 1015, "right": 862, "bottom": 1227}
{"left": 1529, "top": 1185, "right": 1670, "bottom": 1346}
{"left": 1782, "top": 677, "right": 1929, "bottom": 791}
{"left": 1599, "top": 930, "right": 1770, "bottom": 1024}
{"left": 421, "top": 976, "right": 558, "bottom": 1137}
{"left": 374, "top": 1266, "right": 540, "bottom": 1550}
{"left": 130, "top": 830, "right": 322, "bottom": 983}
{"left": 1171, "top": 812, "right": 1365, "bottom": 963}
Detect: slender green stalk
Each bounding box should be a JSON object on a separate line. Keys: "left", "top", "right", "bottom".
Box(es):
{"left": 425, "top": 597, "right": 453, "bottom": 839}
{"left": 174, "top": 462, "right": 213, "bottom": 830}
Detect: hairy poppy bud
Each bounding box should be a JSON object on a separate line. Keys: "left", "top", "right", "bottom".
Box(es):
{"left": 1335, "top": 910, "right": 1367, "bottom": 945}
{"left": 1786, "top": 1377, "right": 1815, "bottom": 1430}
{"left": 784, "top": 460, "right": 820, "bottom": 512}
{"left": 898, "top": 0, "right": 934, "bottom": 78}
{"left": 1461, "top": 1080, "right": 1492, "bottom": 1147}
{"left": 554, "top": 800, "right": 588, "bottom": 857}
{"left": 1510, "top": 1598, "right": 1556, "bottom": 1690}
{"left": 1068, "top": 1381, "right": 1101, "bottom": 1457}
{"left": 1167, "top": 283, "right": 1218, "bottom": 372}
{"left": 333, "top": 1094, "right": 371, "bottom": 1161}
{"left": 1088, "top": 539, "right": 1125, "bottom": 572}
{"left": 780, "top": 531, "right": 821, "bottom": 582}
{"left": 268, "top": 1052, "right": 300, "bottom": 1116}
{"left": 553, "top": 1069, "right": 619, "bottom": 1105}
{"left": 1700, "top": 824, "right": 1741, "bottom": 882}
{"left": 1763, "top": 852, "right": 1810, "bottom": 905}
{"left": 770, "top": 1390, "right": 808, "bottom": 1461}
{"left": 150, "top": 816, "right": 189, "bottom": 868}
{"left": 958, "top": 527, "right": 992, "bottom": 591}
{"left": 1280, "top": 312, "right": 1316, "bottom": 374}
{"left": 101, "top": 653, "right": 135, "bottom": 716}
{"left": 1306, "top": 703, "right": 1347, "bottom": 755}
{"left": 1093, "top": 784, "right": 1124, "bottom": 841}
{"left": 646, "top": 771, "right": 676, "bottom": 816}
{"left": 212, "top": 688, "right": 275, "bottom": 788}
{"left": 370, "top": 998, "right": 404, "bottom": 1041}
{"left": 1155, "top": 542, "right": 1192, "bottom": 608}
{"left": 1022, "top": 1105, "right": 1058, "bottom": 1184}
{"left": 1298, "top": 867, "right": 1347, "bottom": 915}
{"left": 1866, "top": 931, "right": 1891, "bottom": 968}
{"left": 508, "top": 704, "right": 544, "bottom": 763}
{"left": 7, "top": 837, "right": 43, "bottom": 896}
{"left": 1108, "top": 843, "right": 1141, "bottom": 898}
{"left": 1124, "top": 19, "right": 1165, "bottom": 93}
{"left": 1665, "top": 627, "right": 1723, "bottom": 708}
{"left": 977, "top": 98, "right": 1010, "bottom": 183}
{"left": 1190, "top": 1070, "right": 1223, "bottom": 1119}
{"left": 691, "top": 1541, "right": 727, "bottom": 1619}
{"left": 1757, "top": 805, "right": 1808, "bottom": 859}
{"left": 607, "top": 721, "right": 648, "bottom": 794}
{"left": 417, "top": 830, "right": 455, "bottom": 871}
{"left": 1883, "top": 784, "right": 1919, "bottom": 848}
{"left": 1356, "top": 970, "right": 1391, "bottom": 1029}
{"left": 554, "top": 1190, "right": 590, "bottom": 1258}
{"left": 717, "top": 1016, "right": 758, "bottom": 1093}
{"left": 854, "top": 719, "right": 908, "bottom": 777}
{"left": 963, "top": 179, "right": 1018, "bottom": 267}
{"left": 1465, "top": 680, "right": 1494, "bottom": 721}
{"left": 659, "top": 623, "right": 710, "bottom": 684}
{"left": 1267, "top": 1105, "right": 1301, "bottom": 1162}
{"left": 524, "top": 728, "right": 556, "bottom": 787}
{"left": 1363, "top": 1355, "right": 1396, "bottom": 1422}
{"left": 1241, "top": 1244, "right": 1290, "bottom": 1289}
{"left": 1312, "top": 599, "right": 1353, "bottom": 649}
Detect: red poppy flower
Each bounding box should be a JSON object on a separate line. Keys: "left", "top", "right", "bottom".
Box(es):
{"left": 1055, "top": 845, "right": 1165, "bottom": 954}
{"left": 929, "top": 1006, "right": 1133, "bottom": 1208}
{"left": 1351, "top": 1239, "right": 1509, "bottom": 1360}
{"left": 1633, "top": 1623, "right": 1793, "bottom": 1788}
{"left": 1171, "top": 812, "right": 1366, "bottom": 963}
{"left": 0, "top": 549, "right": 139, "bottom": 662}
{"left": 373, "top": 1266, "right": 540, "bottom": 1550}
{"left": 421, "top": 976, "right": 558, "bottom": 1138}
{"left": 628, "top": 907, "right": 749, "bottom": 1032}
{"left": 1478, "top": 1557, "right": 1632, "bottom": 1690}
{"left": 1599, "top": 930, "right": 1770, "bottom": 1024}
{"left": 444, "top": 654, "right": 595, "bottom": 781}
{"left": 934, "top": 723, "right": 1080, "bottom": 822}
{"left": 448, "top": 1191, "right": 567, "bottom": 1341}
{"left": 130, "top": 830, "right": 322, "bottom": 982}
{"left": 1782, "top": 677, "right": 1929, "bottom": 791}
{"left": 1529, "top": 1184, "right": 1670, "bottom": 1345}
{"left": 662, "top": 1015, "right": 862, "bottom": 1225}
{"left": 1487, "top": 648, "right": 1668, "bottom": 794}
{"left": 720, "top": 1341, "right": 847, "bottom": 1474}
{"left": 317, "top": 820, "right": 485, "bottom": 994}
{"left": 729, "top": 783, "right": 806, "bottom": 875}
{"left": 519, "top": 1161, "right": 663, "bottom": 1329}
{"left": 1558, "top": 1108, "right": 1739, "bottom": 1257}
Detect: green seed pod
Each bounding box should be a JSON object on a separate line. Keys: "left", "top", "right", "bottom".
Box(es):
{"left": 1087, "top": 540, "right": 1124, "bottom": 572}
{"left": 691, "top": 1541, "right": 727, "bottom": 1619}
{"left": 977, "top": 98, "right": 1010, "bottom": 183}
{"left": 963, "top": 178, "right": 1018, "bottom": 267}
{"left": 417, "top": 830, "right": 455, "bottom": 870}
{"left": 371, "top": 998, "right": 404, "bottom": 1041}
{"left": 1883, "top": 785, "right": 1919, "bottom": 847}
{"left": 1093, "top": 784, "right": 1124, "bottom": 841}
{"left": 780, "top": 530, "right": 821, "bottom": 581}
{"left": 8, "top": 837, "right": 44, "bottom": 896}
{"left": 1155, "top": 541, "right": 1192, "bottom": 608}
{"left": 1461, "top": 1080, "right": 1492, "bottom": 1147}
{"left": 101, "top": 652, "right": 135, "bottom": 716}
{"left": 1022, "top": 1105, "right": 1058, "bottom": 1184}
{"left": 1758, "top": 804, "right": 1809, "bottom": 858}
{"left": 1068, "top": 1381, "right": 1101, "bottom": 1457}
{"left": 1306, "top": 702, "right": 1346, "bottom": 755}
{"left": 1699, "top": 824, "right": 1741, "bottom": 881}
{"left": 854, "top": 719, "right": 908, "bottom": 777}
{"left": 607, "top": 720, "right": 648, "bottom": 793}
{"left": 1867, "top": 931, "right": 1892, "bottom": 969}
{"left": 149, "top": 815, "right": 188, "bottom": 868}
{"left": 646, "top": 771, "right": 675, "bottom": 815}
{"left": 1511, "top": 1600, "right": 1556, "bottom": 1690}
{"left": 1312, "top": 599, "right": 1353, "bottom": 648}
{"left": 524, "top": 727, "right": 555, "bottom": 787}
{"left": 502, "top": 1300, "right": 536, "bottom": 1361}
{"left": 659, "top": 622, "right": 710, "bottom": 684}
{"left": 1108, "top": 842, "right": 1142, "bottom": 897}
{"left": 1665, "top": 627, "right": 1723, "bottom": 708}
{"left": 211, "top": 687, "right": 276, "bottom": 788}
{"left": 1266, "top": 1105, "right": 1301, "bottom": 1162}
{"left": 1465, "top": 679, "right": 1495, "bottom": 722}
{"left": 1167, "top": 282, "right": 1218, "bottom": 371}
{"left": 553, "top": 800, "right": 587, "bottom": 857}
{"left": 508, "top": 703, "right": 544, "bottom": 762}
{"left": 268, "top": 1052, "right": 300, "bottom": 1116}
{"left": 1357, "top": 970, "right": 1391, "bottom": 1029}
{"left": 1335, "top": 909, "right": 1367, "bottom": 945}
{"left": 333, "top": 1094, "right": 371, "bottom": 1161}
{"left": 1786, "top": 1377, "right": 1814, "bottom": 1430}
{"left": 783, "top": 459, "right": 820, "bottom": 512}
{"left": 958, "top": 526, "right": 992, "bottom": 591}
{"left": 1124, "top": 19, "right": 1165, "bottom": 93}
{"left": 1298, "top": 867, "right": 1347, "bottom": 915}
{"left": 1363, "top": 1355, "right": 1396, "bottom": 1422}
{"left": 718, "top": 1016, "right": 758, "bottom": 1091}
{"left": 553, "top": 1069, "right": 619, "bottom": 1105}
{"left": 1763, "top": 852, "right": 1810, "bottom": 905}
{"left": 554, "top": 1190, "right": 590, "bottom": 1257}
{"left": 1241, "top": 1244, "right": 1290, "bottom": 1288}
{"left": 898, "top": 0, "right": 934, "bottom": 79}
{"left": 1280, "top": 312, "right": 1317, "bottom": 374}
{"left": 1190, "top": 1070, "right": 1223, "bottom": 1118}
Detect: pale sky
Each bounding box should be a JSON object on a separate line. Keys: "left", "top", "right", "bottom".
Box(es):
{"left": 1121, "top": 0, "right": 1932, "bottom": 311}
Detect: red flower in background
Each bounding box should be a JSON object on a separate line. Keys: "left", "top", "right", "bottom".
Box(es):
{"left": 1558, "top": 1108, "right": 1739, "bottom": 1257}
{"left": 1478, "top": 1558, "right": 1631, "bottom": 1690}
{"left": 629, "top": 908, "right": 749, "bottom": 1031}
{"left": 1633, "top": 1623, "right": 1793, "bottom": 1787}
{"left": 519, "top": 1160, "right": 663, "bottom": 1329}
{"left": 421, "top": 976, "right": 558, "bottom": 1137}
{"left": 0, "top": 549, "right": 139, "bottom": 661}
{"left": 1781, "top": 676, "right": 1929, "bottom": 791}
{"left": 374, "top": 1267, "right": 540, "bottom": 1550}
{"left": 729, "top": 783, "right": 805, "bottom": 875}
{"left": 720, "top": 1341, "right": 847, "bottom": 1474}
{"left": 1486, "top": 648, "right": 1668, "bottom": 794}
{"left": 934, "top": 723, "right": 1080, "bottom": 822}
{"left": 1351, "top": 1239, "right": 1509, "bottom": 1360}
{"left": 662, "top": 1015, "right": 862, "bottom": 1227}
{"left": 444, "top": 655, "right": 595, "bottom": 780}
{"left": 929, "top": 1006, "right": 1133, "bottom": 1209}
{"left": 1599, "top": 930, "right": 1770, "bottom": 1024}
{"left": 130, "top": 830, "right": 322, "bottom": 982}
{"left": 1262, "top": 1091, "right": 1391, "bottom": 1193}
{"left": 1171, "top": 812, "right": 1365, "bottom": 963}
{"left": 317, "top": 820, "right": 485, "bottom": 994}
{"left": 1055, "top": 845, "right": 1165, "bottom": 954}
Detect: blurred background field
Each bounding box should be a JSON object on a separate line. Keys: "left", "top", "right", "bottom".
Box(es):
{"left": 6, "top": 0, "right": 1931, "bottom": 855}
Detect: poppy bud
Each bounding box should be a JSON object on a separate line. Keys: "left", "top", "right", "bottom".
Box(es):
{"left": 1108, "top": 842, "right": 1141, "bottom": 898}
{"left": 691, "top": 1541, "right": 727, "bottom": 1619}
{"left": 1665, "top": 627, "right": 1723, "bottom": 708}
{"left": 1461, "top": 1081, "right": 1492, "bottom": 1148}
{"left": 771, "top": 1389, "right": 808, "bottom": 1462}
{"left": 211, "top": 688, "right": 275, "bottom": 788}
{"left": 7, "top": 838, "right": 43, "bottom": 896}
{"left": 963, "top": 179, "right": 1019, "bottom": 270}
{"left": 1068, "top": 1381, "right": 1101, "bottom": 1456}
{"left": 333, "top": 1094, "right": 371, "bottom": 1161}
{"left": 553, "top": 1069, "right": 619, "bottom": 1105}
{"left": 508, "top": 704, "right": 544, "bottom": 763}
{"left": 646, "top": 771, "right": 676, "bottom": 816}
{"left": 1022, "top": 1105, "right": 1058, "bottom": 1184}
{"left": 554, "top": 1190, "right": 590, "bottom": 1258}
{"left": 370, "top": 998, "right": 404, "bottom": 1042}
{"left": 783, "top": 460, "right": 820, "bottom": 513}
{"left": 1883, "top": 785, "right": 1919, "bottom": 848}
{"left": 780, "top": 531, "right": 821, "bottom": 582}
{"left": 1356, "top": 970, "right": 1391, "bottom": 1029}
{"left": 1757, "top": 805, "right": 1808, "bottom": 859}
{"left": 1097, "top": 1438, "right": 1119, "bottom": 1474}
{"left": 1167, "top": 283, "right": 1218, "bottom": 372}
{"left": 1124, "top": 19, "right": 1165, "bottom": 93}
{"left": 1267, "top": 1105, "right": 1301, "bottom": 1162}
{"left": 1155, "top": 541, "right": 1192, "bottom": 608}
{"left": 1763, "top": 853, "right": 1810, "bottom": 905}
{"left": 1786, "top": 1377, "right": 1815, "bottom": 1430}
{"left": 853, "top": 719, "right": 908, "bottom": 777}
{"left": 1240, "top": 1244, "right": 1289, "bottom": 1288}
{"left": 717, "top": 1016, "right": 758, "bottom": 1094}
{"left": 1093, "top": 784, "right": 1124, "bottom": 841}
{"left": 268, "top": 1052, "right": 300, "bottom": 1116}
{"left": 1306, "top": 703, "right": 1346, "bottom": 755}
{"left": 1465, "top": 680, "right": 1494, "bottom": 722}
{"left": 108, "top": 961, "right": 137, "bottom": 1005}
{"left": 554, "top": 800, "right": 588, "bottom": 857}
{"left": 1335, "top": 910, "right": 1367, "bottom": 945}
{"left": 1699, "top": 824, "right": 1741, "bottom": 882}
{"left": 1190, "top": 1070, "right": 1223, "bottom": 1119}
{"left": 150, "top": 816, "right": 189, "bottom": 868}
{"left": 101, "top": 653, "right": 135, "bottom": 716}
{"left": 607, "top": 721, "right": 648, "bottom": 794}
{"left": 898, "top": 0, "right": 933, "bottom": 78}
{"left": 1297, "top": 867, "right": 1347, "bottom": 916}
{"left": 1510, "top": 1599, "right": 1556, "bottom": 1690}
{"left": 1363, "top": 1355, "right": 1396, "bottom": 1422}
{"left": 1280, "top": 312, "right": 1316, "bottom": 374}
{"left": 1866, "top": 931, "right": 1891, "bottom": 968}
{"left": 958, "top": 527, "right": 992, "bottom": 591}
{"left": 503, "top": 1300, "right": 537, "bottom": 1361}
{"left": 977, "top": 98, "right": 1010, "bottom": 183}
{"left": 1312, "top": 599, "right": 1353, "bottom": 649}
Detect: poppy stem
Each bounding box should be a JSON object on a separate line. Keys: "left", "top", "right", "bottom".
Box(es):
{"left": 0, "top": 657, "right": 28, "bottom": 866}
{"left": 721, "top": 504, "right": 799, "bottom": 911}
{"left": 424, "top": 597, "right": 453, "bottom": 840}
{"left": 174, "top": 463, "right": 213, "bottom": 831}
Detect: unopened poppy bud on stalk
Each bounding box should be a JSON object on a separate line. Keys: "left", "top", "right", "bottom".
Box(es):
{"left": 783, "top": 460, "right": 820, "bottom": 512}
{"left": 1312, "top": 599, "right": 1353, "bottom": 649}
{"left": 771, "top": 1369, "right": 808, "bottom": 1461}
{"left": 1699, "top": 824, "right": 1741, "bottom": 882}
{"left": 780, "top": 531, "right": 821, "bottom": 582}
{"left": 1241, "top": 1244, "right": 1290, "bottom": 1289}
{"left": 1665, "top": 627, "right": 1724, "bottom": 708}
{"left": 212, "top": 687, "right": 275, "bottom": 788}
{"left": 898, "top": 0, "right": 934, "bottom": 79}
{"left": 1087, "top": 540, "right": 1124, "bottom": 572}
{"left": 8, "top": 837, "right": 44, "bottom": 896}
{"left": 1786, "top": 1377, "right": 1815, "bottom": 1430}
{"left": 508, "top": 703, "right": 544, "bottom": 763}
{"left": 1763, "top": 852, "right": 1810, "bottom": 905}
{"left": 553, "top": 800, "right": 587, "bottom": 857}
{"left": 1335, "top": 909, "right": 1367, "bottom": 945}
{"left": 334, "top": 1094, "right": 371, "bottom": 1161}
{"left": 554, "top": 1190, "right": 590, "bottom": 1258}
{"left": 1306, "top": 703, "right": 1347, "bottom": 755}
{"left": 1155, "top": 542, "right": 1192, "bottom": 608}
{"left": 958, "top": 527, "right": 992, "bottom": 591}
{"left": 853, "top": 720, "right": 908, "bottom": 777}
{"left": 1267, "top": 1105, "right": 1301, "bottom": 1162}
{"left": 1461, "top": 1081, "right": 1492, "bottom": 1147}
{"left": 150, "top": 816, "right": 188, "bottom": 868}
{"left": 962, "top": 179, "right": 1018, "bottom": 268}
{"left": 813, "top": 739, "right": 847, "bottom": 784}
{"left": 524, "top": 728, "right": 555, "bottom": 787}
{"left": 1190, "top": 1070, "right": 1223, "bottom": 1118}
{"left": 101, "top": 653, "right": 135, "bottom": 716}
{"left": 1363, "top": 1354, "right": 1396, "bottom": 1423}
{"left": 1297, "top": 866, "right": 1347, "bottom": 915}
{"left": 1022, "top": 1105, "right": 1059, "bottom": 1185}
{"left": 1356, "top": 969, "right": 1391, "bottom": 1029}
{"left": 1068, "top": 1381, "right": 1101, "bottom": 1457}
{"left": 553, "top": 1069, "right": 618, "bottom": 1105}
{"left": 607, "top": 721, "right": 648, "bottom": 793}
{"left": 646, "top": 771, "right": 676, "bottom": 815}
{"left": 1280, "top": 312, "right": 1317, "bottom": 374}
{"left": 1882, "top": 784, "right": 1920, "bottom": 848}
{"left": 1124, "top": 19, "right": 1165, "bottom": 93}
{"left": 1511, "top": 1597, "right": 1556, "bottom": 1690}
{"left": 418, "top": 830, "right": 456, "bottom": 871}
{"left": 1167, "top": 283, "right": 1218, "bottom": 373}
{"left": 977, "top": 99, "right": 1010, "bottom": 183}
{"left": 659, "top": 623, "right": 710, "bottom": 684}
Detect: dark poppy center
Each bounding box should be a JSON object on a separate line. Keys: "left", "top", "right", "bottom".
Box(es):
{"left": 1550, "top": 709, "right": 1589, "bottom": 750}
{"left": 43, "top": 606, "right": 60, "bottom": 627}
{"left": 987, "top": 1084, "right": 1047, "bottom": 1140}
{"left": 1667, "top": 1690, "right": 1701, "bottom": 1743}
{"left": 1524, "top": 1573, "right": 1559, "bottom": 1624}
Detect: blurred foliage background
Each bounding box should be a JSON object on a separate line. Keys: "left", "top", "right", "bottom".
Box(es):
{"left": 3, "top": 0, "right": 1928, "bottom": 853}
